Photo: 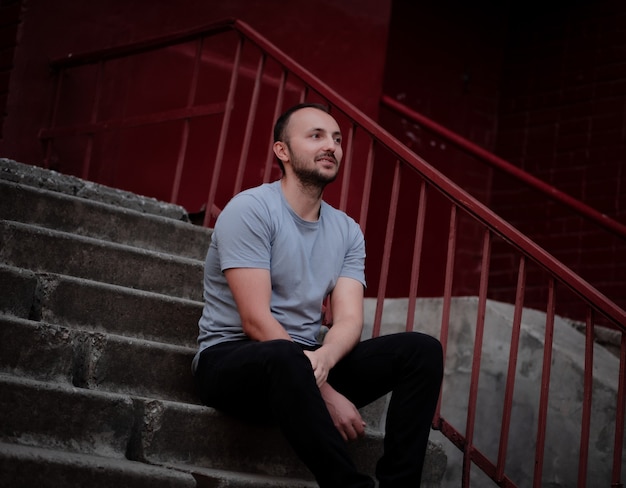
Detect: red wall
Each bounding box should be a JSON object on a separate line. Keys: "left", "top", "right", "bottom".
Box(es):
{"left": 0, "top": 0, "right": 391, "bottom": 165}
{"left": 491, "top": 0, "right": 626, "bottom": 317}
{"left": 375, "top": 1, "right": 511, "bottom": 298}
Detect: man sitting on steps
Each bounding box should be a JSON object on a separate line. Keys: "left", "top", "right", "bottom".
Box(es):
{"left": 192, "top": 102, "right": 443, "bottom": 487}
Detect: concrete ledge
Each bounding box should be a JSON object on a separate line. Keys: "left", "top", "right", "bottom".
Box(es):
{"left": 0, "top": 179, "right": 212, "bottom": 261}
{"left": 38, "top": 273, "right": 200, "bottom": 348}
{"left": 0, "top": 220, "right": 204, "bottom": 300}
{"left": 0, "top": 442, "right": 197, "bottom": 488}
{"left": 0, "top": 158, "right": 190, "bottom": 221}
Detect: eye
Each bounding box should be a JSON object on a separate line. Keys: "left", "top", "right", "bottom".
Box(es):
{"left": 334, "top": 137, "right": 342, "bottom": 144}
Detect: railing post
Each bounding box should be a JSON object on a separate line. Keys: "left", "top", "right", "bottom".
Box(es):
{"left": 170, "top": 37, "right": 204, "bottom": 204}
{"left": 203, "top": 34, "right": 243, "bottom": 227}
{"left": 533, "top": 279, "right": 557, "bottom": 488}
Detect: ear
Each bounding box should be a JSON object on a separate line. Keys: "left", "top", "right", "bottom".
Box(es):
{"left": 273, "top": 141, "right": 289, "bottom": 163}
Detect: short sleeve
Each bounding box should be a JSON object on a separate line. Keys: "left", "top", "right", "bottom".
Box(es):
{"left": 214, "top": 193, "right": 273, "bottom": 271}
{"left": 340, "top": 222, "right": 367, "bottom": 288}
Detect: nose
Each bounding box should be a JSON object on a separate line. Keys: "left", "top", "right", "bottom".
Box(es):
{"left": 321, "top": 134, "right": 337, "bottom": 152}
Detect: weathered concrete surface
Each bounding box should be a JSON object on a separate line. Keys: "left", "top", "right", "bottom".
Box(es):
{"left": 0, "top": 179, "right": 212, "bottom": 261}
{"left": 0, "top": 158, "right": 189, "bottom": 220}
{"left": 0, "top": 219, "right": 204, "bottom": 300}
{"left": 0, "top": 442, "right": 197, "bottom": 488}
{"left": 363, "top": 297, "right": 624, "bottom": 488}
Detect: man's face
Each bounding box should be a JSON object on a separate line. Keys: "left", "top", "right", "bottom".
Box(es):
{"left": 282, "top": 107, "right": 343, "bottom": 188}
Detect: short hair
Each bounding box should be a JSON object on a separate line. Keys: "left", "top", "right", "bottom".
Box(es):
{"left": 273, "top": 103, "right": 331, "bottom": 174}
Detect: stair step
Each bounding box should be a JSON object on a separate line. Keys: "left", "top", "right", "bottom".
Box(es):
{"left": 0, "top": 179, "right": 212, "bottom": 261}
{"left": 0, "top": 443, "right": 320, "bottom": 488}
{"left": 0, "top": 314, "right": 198, "bottom": 404}
{"left": 0, "top": 374, "right": 135, "bottom": 459}
{"left": 0, "top": 443, "right": 196, "bottom": 488}
{"left": 0, "top": 374, "right": 393, "bottom": 483}
{"left": 0, "top": 219, "right": 204, "bottom": 300}
{"left": 0, "top": 265, "right": 38, "bottom": 319}
{"left": 0, "top": 158, "right": 190, "bottom": 221}
{"left": 2, "top": 266, "right": 200, "bottom": 347}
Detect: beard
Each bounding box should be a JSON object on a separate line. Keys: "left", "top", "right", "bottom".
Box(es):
{"left": 290, "top": 150, "right": 339, "bottom": 190}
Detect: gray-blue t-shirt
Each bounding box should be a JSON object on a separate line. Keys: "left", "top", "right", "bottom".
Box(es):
{"left": 193, "top": 181, "right": 366, "bottom": 371}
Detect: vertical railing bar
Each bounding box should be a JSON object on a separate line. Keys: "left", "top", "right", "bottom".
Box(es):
{"left": 462, "top": 228, "right": 492, "bottom": 488}
{"left": 405, "top": 180, "right": 428, "bottom": 332}
{"left": 372, "top": 160, "right": 401, "bottom": 338}
{"left": 43, "top": 68, "right": 64, "bottom": 168}
{"left": 233, "top": 52, "right": 265, "bottom": 195}
{"left": 496, "top": 254, "right": 526, "bottom": 481}
{"left": 435, "top": 204, "right": 457, "bottom": 424}
{"left": 358, "top": 139, "right": 375, "bottom": 234}
{"left": 533, "top": 278, "right": 557, "bottom": 488}
{"left": 612, "top": 331, "right": 626, "bottom": 488}
{"left": 577, "top": 307, "right": 595, "bottom": 488}
{"left": 203, "top": 34, "right": 243, "bottom": 227}
{"left": 338, "top": 123, "right": 355, "bottom": 212}
{"left": 171, "top": 36, "right": 204, "bottom": 203}
{"left": 299, "top": 85, "right": 308, "bottom": 103}
{"left": 81, "top": 60, "right": 105, "bottom": 180}
{"left": 262, "top": 69, "right": 286, "bottom": 183}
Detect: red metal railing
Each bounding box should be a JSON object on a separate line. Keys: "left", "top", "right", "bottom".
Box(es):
{"left": 41, "top": 18, "right": 626, "bottom": 487}
{"left": 380, "top": 95, "right": 626, "bottom": 242}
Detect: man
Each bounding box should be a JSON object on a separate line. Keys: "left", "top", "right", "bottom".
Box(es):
{"left": 193, "top": 103, "right": 443, "bottom": 487}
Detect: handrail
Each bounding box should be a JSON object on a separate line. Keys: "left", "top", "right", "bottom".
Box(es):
{"left": 231, "top": 18, "right": 626, "bottom": 329}
{"left": 380, "top": 94, "right": 626, "bottom": 241}
{"left": 49, "top": 18, "right": 236, "bottom": 69}
{"left": 41, "top": 18, "right": 626, "bottom": 486}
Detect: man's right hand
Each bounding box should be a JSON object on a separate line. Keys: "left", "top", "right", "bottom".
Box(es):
{"left": 319, "top": 383, "right": 366, "bottom": 442}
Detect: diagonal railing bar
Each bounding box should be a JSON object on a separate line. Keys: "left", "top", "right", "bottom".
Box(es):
{"left": 380, "top": 94, "right": 626, "bottom": 241}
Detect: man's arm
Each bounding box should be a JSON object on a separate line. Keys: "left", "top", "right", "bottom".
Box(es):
{"left": 304, "top": 276, "right": 366, "bottom": 441}
{"left": 304, "top": 276, "right": 364, "bottom": 386}
{"left": 224, "top": 267, "right": 291, "bottom": 341}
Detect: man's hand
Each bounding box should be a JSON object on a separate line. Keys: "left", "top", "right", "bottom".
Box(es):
{"left": 303, "top": 348, "right": 335, "bottom": 387}
{"left": 319, "top": 383, "right": 366, "bottom": 442}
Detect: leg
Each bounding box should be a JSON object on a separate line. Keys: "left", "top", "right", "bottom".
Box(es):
{"left": 194, "top": 339, "right": 375, "bottom": 488}
{"left": 327, "top": 332, "right": 443, "bottom": 488}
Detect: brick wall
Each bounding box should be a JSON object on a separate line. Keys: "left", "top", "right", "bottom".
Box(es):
{"left": 491, "top": 0, "right": 626, "bottom": 321}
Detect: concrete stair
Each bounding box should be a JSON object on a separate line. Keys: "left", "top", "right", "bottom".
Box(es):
{"left": 0, "top": 159, "right": 446, "bottom": 487}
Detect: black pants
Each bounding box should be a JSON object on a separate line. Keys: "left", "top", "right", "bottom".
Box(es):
{"left": 194, "top": 332, "right": 443, "bottom": 488}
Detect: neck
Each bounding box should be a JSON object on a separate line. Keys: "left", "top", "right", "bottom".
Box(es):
{"left": 280, "top": 175, "right": 324, "bottom": 221}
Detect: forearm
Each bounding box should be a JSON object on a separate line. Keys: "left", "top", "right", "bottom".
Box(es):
{"left": 242, "top": 313, "right": 292, "bottom": 342}
{"left": 318, "top": 319, "right": 362, "bottom": 368}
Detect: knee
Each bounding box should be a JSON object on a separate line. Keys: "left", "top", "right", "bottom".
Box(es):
{"left": 403, "top": 332, "right": 444, "bottom": 376}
